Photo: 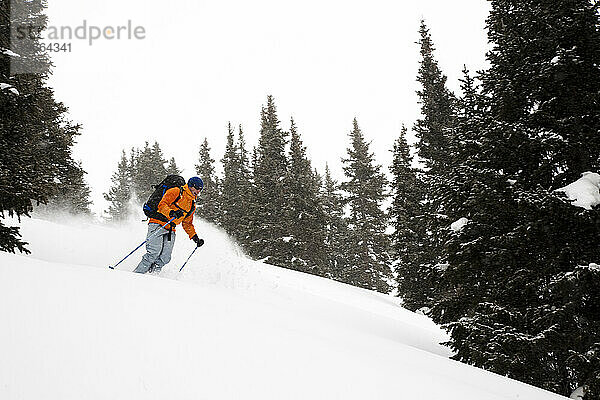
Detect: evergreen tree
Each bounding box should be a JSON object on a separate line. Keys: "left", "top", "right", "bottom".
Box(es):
{"left": 166, "top": 157, "right": 181, "bottom": 175}
{"left": 389, "top": 125, "right": 430, "bottom": 310}
{"left": 195, "top": 137, "right": 220, "bottom": 224}
{"left": 408, "top": 20, "right": 458, "bottom": 308}
{"left": 433, "top": 2, "right": 600, "bottom": 398}
{"left": 247, "top": 96, "right": 289, "bottom": 264}
{"left": 483, "top": 0, "right": 600, "bottom": 187}
{"left": 427, "top": 66, "right": 488, "bottom": 316}
{"left": 38, "top": 161, "right": 92, "bottom": 216}
{"left": 312, "top": 168, "right": 323, "bottom": 195}
{"left": 236, "top": 125, "right": 253, "bottom": 245}
{"left": 127, "top": 147, "right": 138, "bottom": 186}
{"left": 220, "top": 123, "right": 252, "bottom": 242}
{"left": 131, "top": 141, "right": 167, "bottom": 204}
{"left": 340, "top": 118, "right": 391, "bottom": 293}
{"left": 320, "top": 164, "right": 348, "bottom": 280}
{"left": 105, "top": 143, "right": 178, "bottom": 221}
{"left": 238, "top": 125, "right": 252, "bottom": 186}
{"left": 220, "top": 123, "right": 240, "bottom": 236}
{"left": 104, "top": 151, "right": 132, "bottom": 222}
{"left": 150, "top": 141, "right": 168, "bottom": 176}
{"left": 414, "top": 19, "right": 457, "bottom": 172}
{"left": 283, "top": 118, "right": 327, "bottom": 275}
{"left": 0, "top": 0, "right": 82, "bottom": 252}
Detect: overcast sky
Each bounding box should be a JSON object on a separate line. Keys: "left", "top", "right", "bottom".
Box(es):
{"left": 43, "top": 0, "right": 491, "bottom": 216}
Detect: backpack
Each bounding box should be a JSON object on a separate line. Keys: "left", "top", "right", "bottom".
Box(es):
{"left": 142, "top": 175, "right": 195, "bottom": 222}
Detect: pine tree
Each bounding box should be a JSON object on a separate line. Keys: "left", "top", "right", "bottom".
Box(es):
{"left": 38, "top": 161, "right": 92, "bottom": 216}
{"left": 195, "top": 137, "right": 220, "bottom": 224}
{"left": 131, "top": 141, "right": 167, "bottom": 204}
{"left": 427, "top": 66, "right": 488, "bottom": 317}
{"left": 128, "top": 147, "right": 138, "bottom": 187}
{"left": 166, "top": 157, "right": 181, "bottom": 175}
{"left": 0, "top": 0, "right": 82, "bottom": 252}
{"left": 220, "top": 123, "right": 240, "bottom": 236}
{"left": 104, "top": 151, "right": 132, "bottom": 222}
{"left": 151, "top": 141, "right": 168, "bottom": 177}
{"left": 389, "top": 125, "right": 430, "bottom": 310}
{"left": 340, "top": 118, "right": 391, "bottom": 293}
{"left": 105, "top": 143, "right": 178, "bottom": 221}
{"left": 312, "top": 168, "right": 323, "bottom": 195}
{"left": 236, "top": 125, "right": 253, "bottom": 245}
{"left": 483, "top": 0, "right": 600, "bottom": 187}
{"left": 320, "top": 164, "right": 348, "bottom": 280}
{"left": 283, "top": 118, "right": 327, "bottom": 275}
{"left": 433, "top": 2, "right": 600, "bottom": 397}
{"left": 220, "top": 123, "right": 252, "bottom": 241}
{"left": 414, "top": 19, "right": 457, "bottom": 173}
{"left": 247, "top": 96, "right": 289, "bottom": 264}
{"left": 407, "top": 20, "right": 458, "bottom": 308}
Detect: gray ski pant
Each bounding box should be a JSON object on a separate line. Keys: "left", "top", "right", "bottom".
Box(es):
{"left": 134, "top": 223, "right": 176, "bottom": 274}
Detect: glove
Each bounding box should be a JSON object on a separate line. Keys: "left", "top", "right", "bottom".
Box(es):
{"left": 191, "top": 234, "right": 204, "bottom": 247}
{"left": 169, "top": 209, "right": 184, "bottom": 219}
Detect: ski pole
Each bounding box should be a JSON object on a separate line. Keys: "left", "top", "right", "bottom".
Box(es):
{"left": 179, "top": 245, "right": 200, "bottom": 272}
{"left": 108, "top": 217, "right": 176, "bottom": 270}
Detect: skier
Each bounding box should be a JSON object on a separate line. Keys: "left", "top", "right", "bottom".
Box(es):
{"left": 134, "top": 176, "right": 205, "bottom": 274}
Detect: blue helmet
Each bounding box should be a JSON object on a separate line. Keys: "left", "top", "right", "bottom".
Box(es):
{"left": 188, "top": 176, "right": 204, "bottom": 190}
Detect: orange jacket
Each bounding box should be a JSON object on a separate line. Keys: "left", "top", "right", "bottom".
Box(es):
{"left": 149, "top": 184, "right": 197, "bottom": 239}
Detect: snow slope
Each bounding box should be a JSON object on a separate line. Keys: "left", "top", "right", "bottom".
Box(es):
{"left": 0, "top": 216, "right": 568, "bottom": 399}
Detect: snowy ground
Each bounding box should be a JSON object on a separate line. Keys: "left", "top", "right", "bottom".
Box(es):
{"left": 0, "top": 216, "right": 568, "bottom": 399}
